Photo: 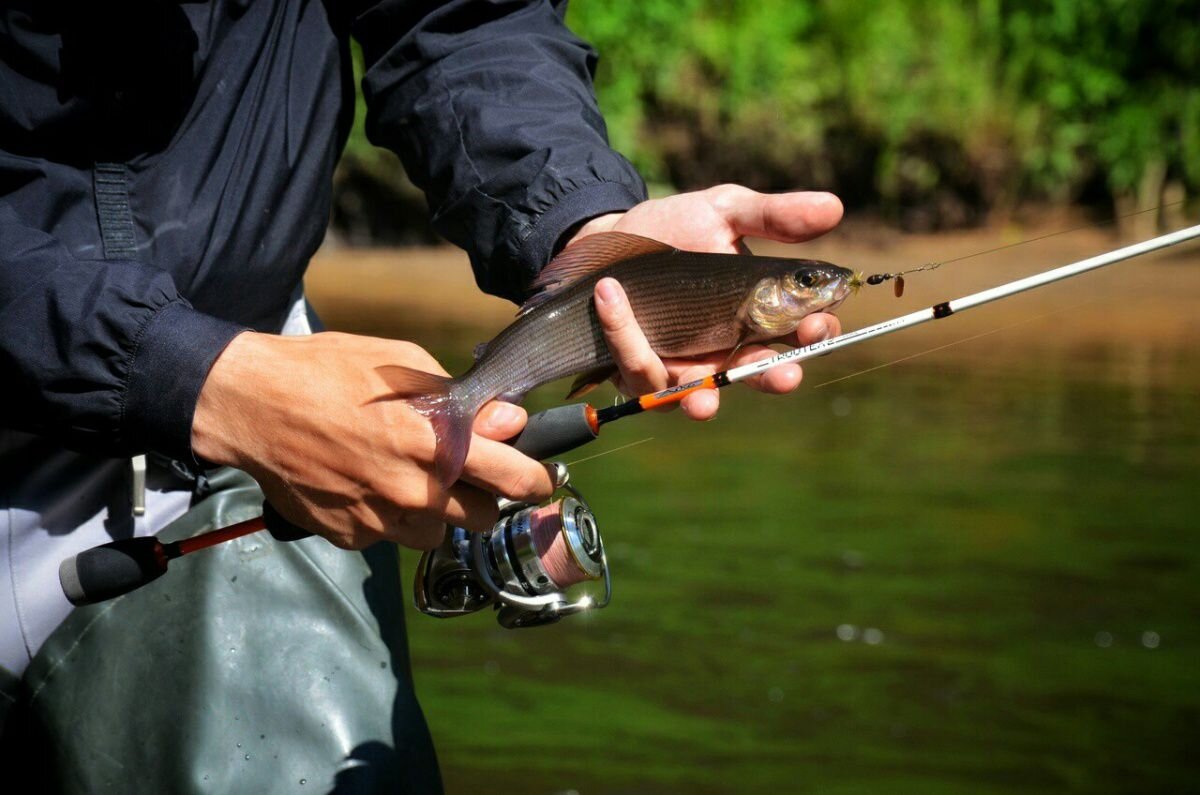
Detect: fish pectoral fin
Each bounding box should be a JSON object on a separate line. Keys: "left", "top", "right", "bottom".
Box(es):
{"left": 472, "top": 341, "right": 489, "bottom": 361}
{"left": 496, "top": 388, "right": 527, "bottom": 405}
{"left": 719, "top": 328, "right": 752, "bottom": 371}
{"left": 519, "top": 232, "right": 676, "bottom": 317}
{"left": 565, "top": 365, "right": 618, "bottom": 399}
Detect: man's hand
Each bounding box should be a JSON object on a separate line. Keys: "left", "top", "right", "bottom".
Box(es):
{"left": 192, "top": 332, "right": 554, "bottom": 551}
{"left": 570, "top": 184, "right": 845, "bottom": 420}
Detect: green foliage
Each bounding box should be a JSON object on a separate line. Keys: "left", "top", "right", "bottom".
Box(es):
{"left": 997, "top": 0, "right": 1200, "bottom": 201}
{"left": 565, "top": 0, "right": 1199, "bottom": 224}
{"left": 333, "top": 2, "right": 1200, "bottom": 234}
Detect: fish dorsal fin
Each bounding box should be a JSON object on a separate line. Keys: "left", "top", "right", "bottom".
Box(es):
{"left": 519, "top": 232, "right": 675, "bottom": 316}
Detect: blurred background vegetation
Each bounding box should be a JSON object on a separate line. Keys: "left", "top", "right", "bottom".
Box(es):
{"left": 331, "top": 0, "right": 1199, "bottom": 244}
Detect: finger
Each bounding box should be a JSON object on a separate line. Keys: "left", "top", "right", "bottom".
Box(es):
{"left": 786, "top": 312, "right": 841, "bottom": 347}
{"left": 662, "top": 346, "right": 802, "bottom": 399}
{"left": 675, "top": 362, "right": 721, "bottom": 420}
{"left": 459, "top": 436, "right": 555, "bottom": 506}
{"left": 473, "top": 401, "right": 528, "bottom": 440}
{"left": 707, "top": 185, "right": 844, "bottom": 243}
{"left": 594, "top": 277, "right": 670, "bottom": 395}
{"left": 384, "top": 513, "right": 448, "bottom": 551}
{"left": 727, "top": 345, "right": 803, "bottom": 394}
{"left": 415, "top": 480, "right": 500, "bottom": 534}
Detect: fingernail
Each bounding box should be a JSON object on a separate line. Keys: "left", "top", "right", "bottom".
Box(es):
{"left": 820, "top": 320, "right": 836, "bottom": 341}
{"left": 595, "top": 279, "right": 620, "bottom": 307}
{"left": 486, "top": 403, "right": 522, "bottom": 429}
{"left": 682, "top": 391, "right": 719, "bottom": 421}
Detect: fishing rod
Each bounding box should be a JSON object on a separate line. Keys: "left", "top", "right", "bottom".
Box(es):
{"left": 60, "top": 222, "right": 1200, "bottom": 622}
{"left": 508, "top": 222, "right": 1200, "bottom": 458}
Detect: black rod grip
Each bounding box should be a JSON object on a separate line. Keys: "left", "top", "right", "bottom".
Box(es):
{"left": 508, "top": 403, "right": 598, "bottom": 460}
{"left": 262, "top": 502, "right": 313, "bottom": 542}
{"left": 59, "top": 537, "right": 168, "bottom": 606}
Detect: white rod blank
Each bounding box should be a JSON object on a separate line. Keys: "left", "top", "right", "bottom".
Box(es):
{"left": 724, "top": 223, "right": 1200, "bottom": 385}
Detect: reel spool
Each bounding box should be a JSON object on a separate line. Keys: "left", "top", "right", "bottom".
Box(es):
{"left": 413, "top": 463, "right": 610, "bottom": 628}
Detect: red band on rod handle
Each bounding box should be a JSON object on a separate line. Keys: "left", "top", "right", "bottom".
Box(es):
{"left": 175, "top": 515, "right": 266, "bottom": 556}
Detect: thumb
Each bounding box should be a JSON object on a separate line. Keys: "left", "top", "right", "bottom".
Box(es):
{"left": 707, "top": 184, "right": 843, "bottom": 243}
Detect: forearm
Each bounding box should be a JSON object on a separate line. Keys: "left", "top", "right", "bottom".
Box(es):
{"left": 352, "top": 0, "right": 647, "bottom": 301}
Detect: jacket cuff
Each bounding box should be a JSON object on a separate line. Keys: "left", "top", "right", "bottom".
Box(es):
{"left": 519, "top": 181, "right": 645, "bottom": 272}
{"left": 121, "top": 301, "right": 248, "bottom": 461}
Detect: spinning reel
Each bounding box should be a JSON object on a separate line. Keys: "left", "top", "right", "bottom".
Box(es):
{"left": 413, "top": 462, "right": 611, "bottom": 628}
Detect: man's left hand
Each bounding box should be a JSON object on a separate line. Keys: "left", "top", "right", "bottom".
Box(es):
{"left": 568, "top": 184, "right": 844, "bottom": 420}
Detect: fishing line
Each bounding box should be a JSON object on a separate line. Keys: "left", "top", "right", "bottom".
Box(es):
{"left": 811, "top": 298, "right": 1100, "bottom": 390}
{"left": 564, "top": 436, "right": 655, "bottom": 466}
{"left": 931, "top": 200, "right": 1186, "bottom": 268}
{"left": 858, "top": 200, "right": 1187, "bottom": 291}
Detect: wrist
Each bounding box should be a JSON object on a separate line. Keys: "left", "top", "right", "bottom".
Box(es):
{"left": 564, "top": 212, "right": 624, "bottom": 249}
{"left": 191, "top": 331, "right": 281, "bottom": 468}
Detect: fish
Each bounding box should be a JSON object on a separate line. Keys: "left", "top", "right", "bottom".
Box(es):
{"left": 380, "top": 231, "right": 855, "bottom": 485}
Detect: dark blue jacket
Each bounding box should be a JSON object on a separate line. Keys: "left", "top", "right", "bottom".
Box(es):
{"left": 0, "top": 0, "right": 645, "bottom": 462}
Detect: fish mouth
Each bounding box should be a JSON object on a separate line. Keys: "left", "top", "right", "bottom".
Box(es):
{"left": 820, "top": 271, "right": 856, "bottom": 312}
{"left": 823, "top": 294, "right": 849, "bottom": 313}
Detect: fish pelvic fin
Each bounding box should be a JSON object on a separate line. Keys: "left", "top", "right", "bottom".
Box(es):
{"left": 375, "top": 365, "right": 475, "bottom": 489}
{"left": 719, "top": 328, "right": 752, "bottom": 371}
{"left": 565, "top": 365, "right": 617, "bottom": 399}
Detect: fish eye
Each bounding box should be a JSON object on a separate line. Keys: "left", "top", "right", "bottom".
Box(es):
{"left": 796, "top": 271, "right": 819, "bottom": 288}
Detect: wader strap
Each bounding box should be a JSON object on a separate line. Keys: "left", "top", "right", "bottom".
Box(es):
{"left": 94, "top": 162, "right": 138, "bottom": 260}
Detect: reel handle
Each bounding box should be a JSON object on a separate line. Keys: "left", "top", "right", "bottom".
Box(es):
{"left": 508, "top": 403, "right": 598, "bottom": 460}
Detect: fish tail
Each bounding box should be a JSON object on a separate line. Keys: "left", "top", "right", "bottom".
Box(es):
{"left": 376, "top": 365, "right": 477, "bottom": 488}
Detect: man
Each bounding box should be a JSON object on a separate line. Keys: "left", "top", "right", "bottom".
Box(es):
{"left": 0, "top": 1, "right": 841, "bottom": 791}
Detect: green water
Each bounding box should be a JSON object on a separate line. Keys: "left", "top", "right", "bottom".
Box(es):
{"left": 403, "top": 339, "right": 1200, "bottom": 793}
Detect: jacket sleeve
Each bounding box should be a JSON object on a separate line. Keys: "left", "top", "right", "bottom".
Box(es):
{"left": 0, "top": 205, "right": 246, "bottom": 460}
{"left": 351, "top": 0, "right": 647, "bottom": 303}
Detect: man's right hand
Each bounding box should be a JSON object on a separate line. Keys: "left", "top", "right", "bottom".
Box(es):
{"left": 191, "top": 332, "right": 554, "bottom": 551}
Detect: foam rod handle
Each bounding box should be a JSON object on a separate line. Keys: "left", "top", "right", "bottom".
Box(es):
{"left": 262, "top": 502, "right": 313, "bottom": 542}
{"left": 509, "top": 403, "right": 598, "bottom": 460}
{"left": 59, "top": 537, "right": 169, "bottom": 606}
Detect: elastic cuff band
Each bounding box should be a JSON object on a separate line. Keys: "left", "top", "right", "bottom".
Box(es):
{"left": 121, "top": 301, "right": 247, "bottom": 461}
{"left": 519, "top": 181, "right": 646, "bottom": 271}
